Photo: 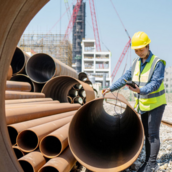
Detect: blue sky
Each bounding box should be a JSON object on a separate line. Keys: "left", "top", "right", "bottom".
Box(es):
{"left": 24, "top": 0, "right": 172, "bottom": 83}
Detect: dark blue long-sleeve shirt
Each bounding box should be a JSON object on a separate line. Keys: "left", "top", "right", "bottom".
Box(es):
{"left": 109, "top": 51, "right": 166, "bottom": 114}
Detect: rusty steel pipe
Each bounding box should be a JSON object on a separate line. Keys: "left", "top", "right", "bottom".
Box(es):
{"left": 73, "top": 96, "right": 83, "bottom": 105}
{"left": 69, "top": 93, "right": 144, "bottom": 172}
{"left": 69, "top": 89, "right": 78, "bottom": 97}
{"left": 11, "top": 47, "right": 30, "bottom": 75}
{"left": 7, "top": 65, "right": 13, "bottom": 80}
{"left": 0, "top": 0, "right": 50, "bottom": 171}
{"left": 11, "top": 74, "right": 37, "bottom": 92}
{"left": 5, "top": 90, "right": 45, "bottom": 100}
{"left": 26, "top": 53, "right": 78, "bottom": 84}
{"left": 5, "top": 98, "right": 53, "bottom": 105}
{"left": 5, "top": 101, "right": 60, "bottom": 109}
{"left": 42, "top": 76, "right": 95, "bottom": 103}
{"left": 78, "top": 89, "right": 86, "bottom": 98}
{"left": 39, "top": 147, "right": 76, "bottom": 172}
{"left": 67, "top": 96, "right": 73, "bottom": 104}
{"left": 17, "top": 116, "right": 73, "bottom": 152}
{"left": 8, "top": 111, "right": 76, "bottom": 145}
{"left": 6, "top": 103, "right": 80, "bottom": 125}
{"left": 6, "top": 81, "right": 31, "bottom": 92}
{"left": 18, "top": 151, "right": 46, "bottom": 172}
{"left": 40, "top": 123, "right": 70, "bottom": 158}
{"left": 13, "top": 146, "right": 25, "bottom": 159}
{"left": 78, "top": 72, "right": 89, "bottom": 81}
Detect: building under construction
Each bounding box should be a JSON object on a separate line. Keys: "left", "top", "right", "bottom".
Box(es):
{"left": 18, "top": 34, "right": 72, "bottom": 66}
{"left": 72, "top": 0, "right": 86, "bottom": 73}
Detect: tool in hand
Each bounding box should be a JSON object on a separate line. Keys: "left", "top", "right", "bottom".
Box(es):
{"left": 123, "top": 79, "right": 138, "bottom": 89}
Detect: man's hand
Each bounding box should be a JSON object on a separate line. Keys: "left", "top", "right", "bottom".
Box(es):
{"left": 102, "top": 88, "right": 110, "bottom": 96}
{"left": 127, "top": 84, "right": 140, "bottom": 93}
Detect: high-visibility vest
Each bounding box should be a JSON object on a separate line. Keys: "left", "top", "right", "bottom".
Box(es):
{"left": 132, "top": 54, "right": 166, "bottom": 111}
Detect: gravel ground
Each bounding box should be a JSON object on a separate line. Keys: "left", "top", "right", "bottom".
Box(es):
{"left": 71, "top": 100, "right": 172, "bottom": 172}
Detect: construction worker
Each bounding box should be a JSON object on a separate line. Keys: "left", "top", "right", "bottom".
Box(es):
{"left": 103, "top": 31, "right": 166, "bottom": 172}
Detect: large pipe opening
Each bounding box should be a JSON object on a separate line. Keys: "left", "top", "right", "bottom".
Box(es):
{"left": 17, "top": 130, "right": 38, "bottom": 152}
{"left": 26, "top": 54, "right": 56, "bottom": 83}
{"left": 10, "top": 74, "right": 35, "bottom": 92}
{"left": 40, "top": 166, "right": 59, "bottom": 172}
{"left": 19, "top": 161, "right": 34, "bottom": 172}
{"left": 41, "top": 136, "right": 62, "bottom": 157}
{"left": 13, "top": 147, "right": 24, "bottom": 159}
{"left": 8, "top": 126, "right": 18, "bottom": 145}
{"left": 11, "top": 47, "right": 25, "bottom": 74}
{"left": 69, "top": 98, "right": 144, "bottom": 171}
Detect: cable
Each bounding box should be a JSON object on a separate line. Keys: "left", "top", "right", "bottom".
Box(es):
{"left": 109, "top": 0, "right": 130, "bottom": 39}
{"left": 110, "top": 50, "right": 129, "bottom": 115}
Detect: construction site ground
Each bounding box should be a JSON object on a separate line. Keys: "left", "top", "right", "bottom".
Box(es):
{"left": 71, "top": 100, "right": 172, "bottom": 172}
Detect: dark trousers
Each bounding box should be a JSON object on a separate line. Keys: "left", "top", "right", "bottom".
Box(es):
{"left": 141, "top": 104, "right": 165, "bottom": 164}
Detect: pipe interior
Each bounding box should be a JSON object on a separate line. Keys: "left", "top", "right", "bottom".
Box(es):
{"left": 41, "top": 136, "right": 62, "bottom": 157}
{"left": 8, "top": 126, "right": 18, "bottom": 145}
{"left": 40, "top": 167, "right": 59, "bottom": 172}
{"left": 19, "top": 160, "right": 34, "bottom": 172}
{"left": 26, "top": 54, "right": 56, "bottom": 83}
{"left": 42, "top": 77, "right": 78, "bottom": 102}
{"left": 13, "top": 148, "right": 23, "bottom": 159}
{"left": 11, "top": 48, "right": 25, "bottom": 74}
{"left": 69, "top": 99, "right": 143, "bottom": 169}
{"left": 10, "top": 75, "right": 34, "bottom": 92}
{"left": 68, "top": 97, "right": 72, "bottom": 103}
{"left": 17, "top": 130, "right": 38, "bottom": 151}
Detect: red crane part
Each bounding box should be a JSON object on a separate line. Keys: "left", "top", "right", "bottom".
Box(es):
{"left": 63, "top": 0, "right": 82, "bottom": 41}
{"left": 64, "top": 0, "right": 72, "bottom": 20}
{"left": 111, "top": 39, "right": 131, "bottom": 82}
{"left": 89, "top": 0, "right": 101, "bottom": 51}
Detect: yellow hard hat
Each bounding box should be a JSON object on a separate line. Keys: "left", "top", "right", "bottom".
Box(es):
{"left": 131, "top": 31, "right": 151, "bottom": 49}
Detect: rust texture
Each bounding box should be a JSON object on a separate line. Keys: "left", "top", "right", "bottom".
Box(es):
{"left": 6, "top": 81, "right": 31, "bottom": 92}
{"left": 6, "top": 103, "right": 80, "bottom": 124}
{"left": 0, "top": 0, "right": 50, "bottom": 171}
{"left": 5, "top": 91, "right": 45, "bottom": 100}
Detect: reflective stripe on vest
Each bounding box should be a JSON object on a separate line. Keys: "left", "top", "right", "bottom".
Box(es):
{"left": 132, "top": 54, "right": 166, "bottom": 111}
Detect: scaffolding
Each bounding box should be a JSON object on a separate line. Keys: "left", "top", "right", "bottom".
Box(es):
{"left": 18, "top": 34, "right": 72, "bottom": 66}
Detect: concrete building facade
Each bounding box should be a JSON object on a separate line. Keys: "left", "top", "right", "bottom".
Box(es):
{"left": 164, "top": 66, "right": 172, "bottom": 93}
{"left": 81, "top": 39, "right": 111, "bottom": 88}
{"left": 72, "top": 0, "right": 86, "bottom": 73}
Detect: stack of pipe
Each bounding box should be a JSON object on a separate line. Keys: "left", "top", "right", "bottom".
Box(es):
{"left": 6, "top": 48, "right": 96, "bottom": 171}
{"left": 8, "top": 103, "right": 80, "bottom": 172}
{"left": 10, "top": 48, "right": 78, "bottom": 93}
{"left": 7, "top": 93, "right": 81, "bottom": 172}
